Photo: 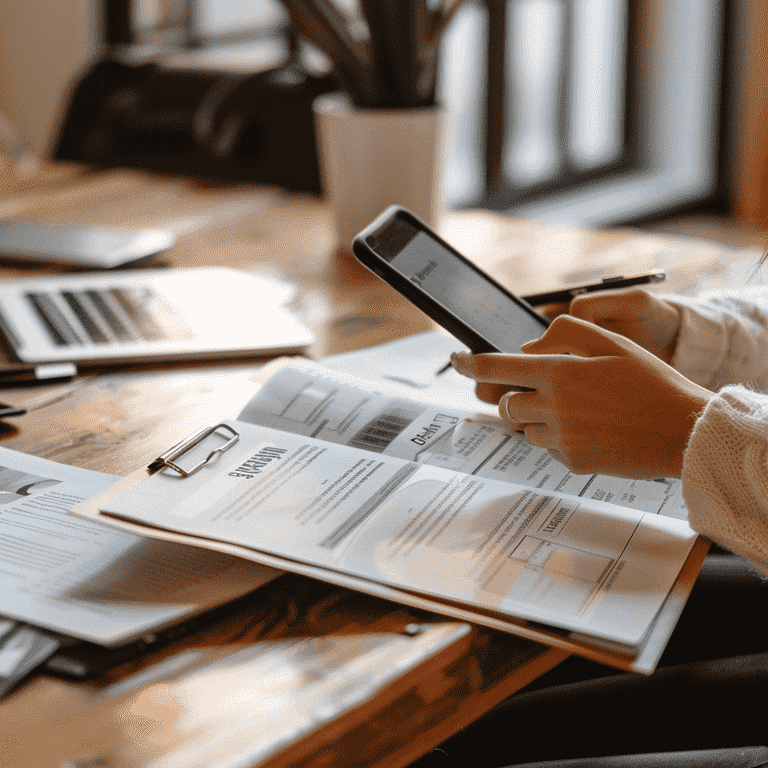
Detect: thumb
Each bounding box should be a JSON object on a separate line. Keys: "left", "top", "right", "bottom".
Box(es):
{"left": 520, "top": 315, "right": 637, "bottom": 358}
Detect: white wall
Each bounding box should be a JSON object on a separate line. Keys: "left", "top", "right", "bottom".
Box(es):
{"left": 0, "top": 0, "right": 100, "bottom": 156}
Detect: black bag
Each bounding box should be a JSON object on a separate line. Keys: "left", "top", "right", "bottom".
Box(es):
{"left": 54, "top": 57, "right": 335, "bottom": 192}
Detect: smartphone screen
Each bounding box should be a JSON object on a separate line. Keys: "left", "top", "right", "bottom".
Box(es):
{"left": 366, "top": 215, "right": 547, "bottom": 353}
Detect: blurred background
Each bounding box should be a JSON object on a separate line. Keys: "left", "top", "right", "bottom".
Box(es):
{"left": 0, "top": 0, "right": 764, "bottom": 229}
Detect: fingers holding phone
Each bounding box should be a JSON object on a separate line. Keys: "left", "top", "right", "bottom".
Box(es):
{"left": 535, "top": 302, "right": 570, "bottom": 321}
{"left": 568, "top": 287, "right": 682, "bottom": 363}
{"left": 522, "top": 272, "right": 677, "bottom": 361}
{"left": 453, "top": 316, "right": 713, "bottom": 479}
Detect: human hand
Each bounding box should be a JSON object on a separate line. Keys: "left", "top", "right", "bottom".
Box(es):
{"left": 471, "top": 286, "right": 681, "bottom": 405}
{"left": 471, "top": 298, "right": 566, "bottom": 404}
{"left": 567, "top": 286, "right": 681, "bottom": 363}
{"left": 536, "top": 302, "right": 570, "bottom": 321}
{"left": 451, "top": 315, "right": 713, "bottom": 479}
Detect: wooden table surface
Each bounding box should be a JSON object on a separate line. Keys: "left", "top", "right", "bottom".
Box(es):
{"left": 0, "top": 164, "right": 764, "bottom": 768}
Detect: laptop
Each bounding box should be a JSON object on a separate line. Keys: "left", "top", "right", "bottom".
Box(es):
{"left": 0, "top": 267, "right": 315, "bottom": 367}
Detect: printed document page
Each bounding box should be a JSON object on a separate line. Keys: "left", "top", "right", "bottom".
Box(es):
{"left": 0, "top": 447, "right": 276, "bottom": 644}
{"left": 101, "top": 420, "right": 697, "bottom": 648}
{"left": 323, "top": 330, "right": 471, "bottom": 392}
{"left": 239, "top": 358, "right": 687, "bottom": 518}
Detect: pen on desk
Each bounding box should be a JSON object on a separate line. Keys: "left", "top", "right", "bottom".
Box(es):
{"left": 0, "top": 402, "right": 27, "bottom": 418}
{"left": 0, "top": 362, "right": 78, "bottom": 387}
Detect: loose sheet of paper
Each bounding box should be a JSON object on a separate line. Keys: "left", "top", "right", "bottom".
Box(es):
{"left": 0, "top": 447, "right": 276, "bottom": 644}
{"left": 323, "top": 330, "right": 473, "bottom": 394}
{"left": 102, "top": 420, "right": 697, "bottom": 647}
{"left": 239, "top": 358, "right": 687, "bottom": 518}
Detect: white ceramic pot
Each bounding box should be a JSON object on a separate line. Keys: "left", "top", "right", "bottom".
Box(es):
{"left": 313, "top": 92, "right": 446, "bottom": 254}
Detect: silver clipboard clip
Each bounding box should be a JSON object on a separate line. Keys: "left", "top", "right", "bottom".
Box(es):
{"left": 147, "top": 423, "right": 239, "bottom": 477}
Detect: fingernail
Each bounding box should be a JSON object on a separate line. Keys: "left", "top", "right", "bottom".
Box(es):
{"left": 450, "top": 351, "right": 473, "bottom": 376}
{"left": 451, "top": 417, "right": 472, "bottom": 449}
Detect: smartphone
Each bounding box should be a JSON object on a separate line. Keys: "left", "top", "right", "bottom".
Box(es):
{"left": 0, "top": 220, "right": 176, "bottom": 269}
{"left": 353, "top": 206, "right": 550, "bottom": 354}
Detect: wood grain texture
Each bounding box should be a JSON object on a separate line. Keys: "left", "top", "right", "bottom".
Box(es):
{"left": 0, "top": 169, "right": 565, "bottom": 768}
{"left": 0, "top": 575, "right": 563, "bottom": 768}
{"left": 2, "top": 168, "right": 758, "bottom": 767}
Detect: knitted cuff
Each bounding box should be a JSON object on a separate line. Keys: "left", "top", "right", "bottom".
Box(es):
{"left": 682, "top": 386, "right": 768, "bottom": 575}
{"left": 667, "top": 296, "right": 729, "bottom": 388}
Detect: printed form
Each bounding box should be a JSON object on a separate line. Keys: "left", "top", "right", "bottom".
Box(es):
{"left": 0, "top": 447, "right": 275, "bottom": 644}
{"left": 240, "top": 359, "right": 687, "bottom": 518}
{"left": 102, "top": 395, "right": 697, "bottom": 648}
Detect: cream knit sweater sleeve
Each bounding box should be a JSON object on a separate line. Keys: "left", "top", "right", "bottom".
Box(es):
{"left": 667, "top": 287, "right": 768, "bottom": 391}
{"left": 683, "top": 387, "right": 768, "bottom": 574}
{"left": 666, "top": 287, "right": 768, "bottom": 573}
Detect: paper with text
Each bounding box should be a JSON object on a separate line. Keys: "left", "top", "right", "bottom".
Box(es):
{"left": 239, "top": 359, "right": 687, "bottom": 518}
{"left": 101, "top": 420, "right": 696, "bottom": 648}
{"left": 0, "top": 447, "right": 276, "bottom": 644}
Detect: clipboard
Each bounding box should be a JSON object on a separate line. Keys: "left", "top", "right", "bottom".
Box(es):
{"left": 70, "top": 423, "right": 710, "bottom": 675}
{"left": 147, "top": 423, "right": 240, "bottom": 477}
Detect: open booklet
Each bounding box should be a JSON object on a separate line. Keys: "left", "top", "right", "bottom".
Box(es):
{"left": 73, "top": 357, "right": 708, "bottom": 673}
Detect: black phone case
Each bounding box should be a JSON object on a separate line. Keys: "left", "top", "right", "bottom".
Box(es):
{"left": 352, "top": 206, "right": 549, "bottom": 353}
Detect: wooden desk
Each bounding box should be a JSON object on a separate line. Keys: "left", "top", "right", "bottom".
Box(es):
{"left": 0, "top": 167, "right": 570, "bottom": 768}
{"left": 0, "top": 166, "right": 764, "bottom": 768}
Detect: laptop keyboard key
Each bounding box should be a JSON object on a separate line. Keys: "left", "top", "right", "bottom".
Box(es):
{"left": 25, "top": 292, "right": 83, "bottom": 347}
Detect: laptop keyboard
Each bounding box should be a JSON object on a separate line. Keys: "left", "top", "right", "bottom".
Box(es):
{"left": 24, "top": 287, "right": 192, "bottom": 346}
